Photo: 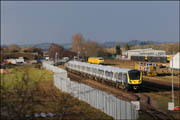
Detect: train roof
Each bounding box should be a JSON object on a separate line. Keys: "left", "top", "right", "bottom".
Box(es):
{"left": 131, "top": 55, "right": 169, "bottom": 57}
{"left": 88, "top": 57, "right": 103, "bottom": 59}
{"left": 67, "top": 61, "right": 133, "bottom": 73}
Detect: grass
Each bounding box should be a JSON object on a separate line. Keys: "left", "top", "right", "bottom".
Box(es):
{"left": 145, "top": 92, "right": 180, "bottom": 119}
{"left": 145, "top": 93, "right": 180, "bottom": 110}
{"left": 1, "top": 65, "right": 113, "bottom": 120}
{"left": 138, "top": 111, "right": 153, "bottom": 120}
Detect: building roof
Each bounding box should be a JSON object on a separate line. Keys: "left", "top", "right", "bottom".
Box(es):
{"left": 127, "top": 48, "right": 165, "bottom": 53}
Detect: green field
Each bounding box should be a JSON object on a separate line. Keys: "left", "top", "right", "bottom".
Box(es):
{"left": 145, "top": 92, "right": 180, "bottom": 119}
{"left": 1, "top": 65, "right": 113, "bottom": 120}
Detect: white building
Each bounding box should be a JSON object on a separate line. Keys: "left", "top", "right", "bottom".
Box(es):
{"left": 170, "top": 53, "right": 180, "bottom": 70}
{"left": 122, "top": 48, "right": 166, "bottom": 59}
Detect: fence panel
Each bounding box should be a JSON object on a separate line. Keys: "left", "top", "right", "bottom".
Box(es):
{"left": 43, "top": 61, "right": 139, "bottom": 120}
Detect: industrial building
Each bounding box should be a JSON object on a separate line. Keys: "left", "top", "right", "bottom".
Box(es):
{"left": 122, "top": 48, "right": 166, "bottom": 59}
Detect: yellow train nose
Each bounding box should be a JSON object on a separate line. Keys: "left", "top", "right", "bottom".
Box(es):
{"left": 130, "top": 80, "right": 141, "bottom": 84}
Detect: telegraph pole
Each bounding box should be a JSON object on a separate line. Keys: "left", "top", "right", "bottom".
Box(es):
{"left": 55, "top": 52, "right": 58, "bottom": 65}
{"left": 78, "top": 47, "right": 80, "bottom": 60}
{"left": 168, "top": 51, "right": 175, "bottom": 110}
{"left": 171, "top": 51, "right": 174, "bottom": 103}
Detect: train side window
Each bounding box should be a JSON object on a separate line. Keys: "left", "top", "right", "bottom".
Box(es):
{"left": 102, "top": 70, "right": 104, "bottom": 75}
{"left": 85, "top": 66, "right": 88, "bottom": 71}
{"left": 90, "top": 67, "right": 92, "bottom": 73}
{"left": 118, "top": 73, "right": 122, "bottom": 80}
{"left": 115, "top": 72, "right": 119, "bottom": 79}
{"left": 105, "top": 71, "right": 109, "bottom": 77}
{"left": 93, "top": 68, "right": 96, "bottom": 73}
{"left": 109, "top": 72, "right": 113, "bottom": 78}
{"left": 98, "top": 69, "right": 103, "bottom": 75}
{"left": 95, "top": 68, "right": 98, "bottom": 74}
{"left": 123, "top": 74, "right": 127, "bottom": 81}
{"left": 99, "top": 70, "right": 102, "bottom": 75}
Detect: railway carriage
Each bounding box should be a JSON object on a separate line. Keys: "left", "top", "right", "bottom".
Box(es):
{"left": 65, "top": 61, "right": 142, "bottom": 91}
{"left": 88, "top": 57, "right": 104, "bottom": 64}
{"left": 131, "top": 55, "right": 170, "bottom": 63}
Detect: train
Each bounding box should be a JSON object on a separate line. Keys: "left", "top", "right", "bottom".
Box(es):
{"left": 131, "top": 55, "right": 171, "bottom": 63}
{"left": 88, "top": 57, "right": 104, "bottom": 64}
{"left": 65, "top": 61, "right": 142, "bottom": 91}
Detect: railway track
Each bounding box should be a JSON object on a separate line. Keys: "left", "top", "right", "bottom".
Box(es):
{"left": 134, "top": 93, "right": 174, "bottom": 120}
{"left": 66, "top": 71, "right": 175, "bottom": 120}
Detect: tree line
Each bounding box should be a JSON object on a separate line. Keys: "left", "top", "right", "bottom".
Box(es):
{"left": 71, "top": 33, "right": 131, "bottom": 58}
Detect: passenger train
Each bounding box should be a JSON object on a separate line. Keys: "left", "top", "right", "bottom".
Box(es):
{"left": 65, "top": 61, "right": 142, "bottom": 91}
{"left": 131, "top": 55, "right": 171, "bottom": 63}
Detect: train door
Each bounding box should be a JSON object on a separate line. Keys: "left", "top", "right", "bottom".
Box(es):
{"left": 123, "top": 73, "right": 128, "bottom": 84}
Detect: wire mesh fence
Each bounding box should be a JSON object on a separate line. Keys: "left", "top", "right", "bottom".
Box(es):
{"left": 43, "top": 62, "right": 139, "bottom": 120}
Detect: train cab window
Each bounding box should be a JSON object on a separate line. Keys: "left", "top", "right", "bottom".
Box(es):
{"left": 128, "top": 70, "right": 140, "bottom": 80}
{"left": 99, "top": 57, "right": 104, "bottom": 60}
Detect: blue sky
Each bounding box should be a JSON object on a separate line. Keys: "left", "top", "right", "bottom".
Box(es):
{"left": 1, "top": 1, "right": 179, "bottom": 45}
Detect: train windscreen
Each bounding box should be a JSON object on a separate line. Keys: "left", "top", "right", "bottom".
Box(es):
{"left": 128, "top": 70, "right": 140, "bottom": 80}
{"left": 99, "top": 57, "right": 104, "bottom": 60}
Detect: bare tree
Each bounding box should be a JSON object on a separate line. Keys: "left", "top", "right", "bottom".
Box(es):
{"left": 84, "top": 40, "right": 100, "bottom": 57}
{"left": 125, "top": 43, "right": 131, "bottom": 50}
{"left": 72, "top": 33, "right": 84, "bottom": 57}
{"left": 48, "top": 43, "right": 64, "bottom": 60}
{"left": 22, "top": 47, "right": 43, "bottom": 57}
{"left": 8, "top": 44, "right": 21, "bottom": 53}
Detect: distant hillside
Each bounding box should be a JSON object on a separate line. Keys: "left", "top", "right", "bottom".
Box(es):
{"left": 0, "top": 45, "right": 8, "bottom": 48}
{"left": 34, "top": 43, "right": 51, "bottom": 51}
{"left": 102, "top": 40, "right": 162, "bottom": 48}
{"left": 128, "top": 40, "right": 161, "bottom": 46}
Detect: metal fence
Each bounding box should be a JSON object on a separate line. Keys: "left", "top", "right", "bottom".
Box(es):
{"left": 43, "top": 62, "right": 139, "bottom": 120}
{"left": 42, "top": 61, "right": 67, "bottom": 78}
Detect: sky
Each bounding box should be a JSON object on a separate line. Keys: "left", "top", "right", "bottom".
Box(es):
{"left": 1, "top": 1, "right": 179, "bottom": 45}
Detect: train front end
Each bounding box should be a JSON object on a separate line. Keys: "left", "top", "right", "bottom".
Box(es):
{"left": 127, "top": 70, "right": 142, "bottom": 90}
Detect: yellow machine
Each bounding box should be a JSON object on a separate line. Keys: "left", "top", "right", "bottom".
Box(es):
{"left": 135, "top": 62, "right": 157, "bottom": 77}
{"left": 88, "top": 57, "right": 104, "bottom": 64}
{"left": 145, "top": 56, "right": 148, "bottom": 61}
